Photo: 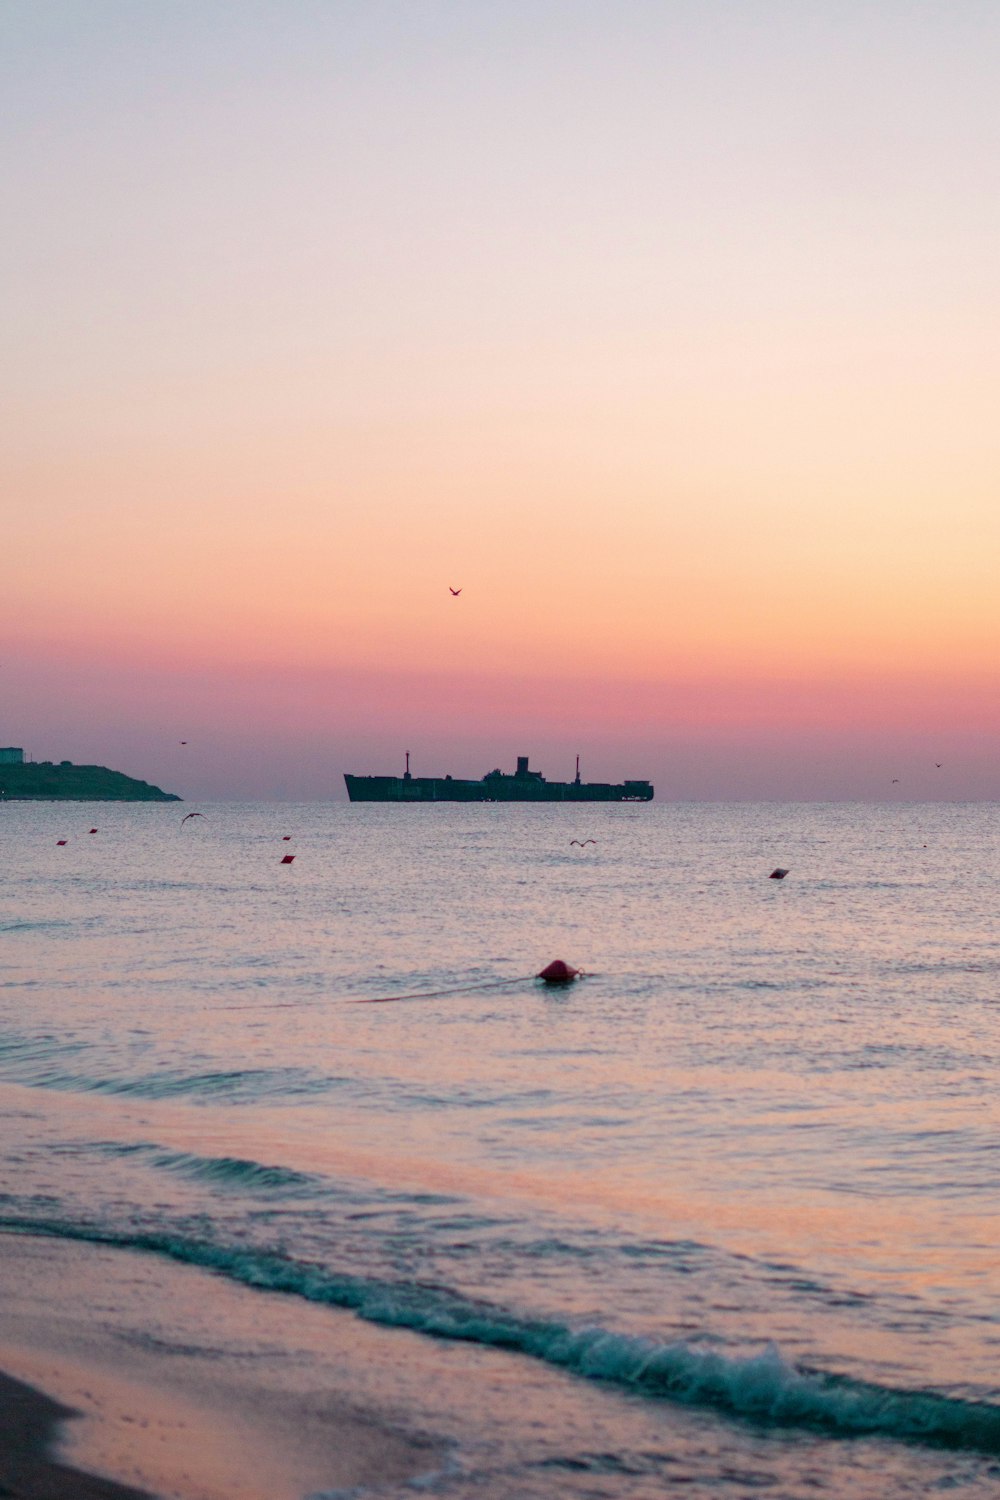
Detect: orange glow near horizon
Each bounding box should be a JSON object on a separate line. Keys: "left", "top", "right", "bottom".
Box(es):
{"left": 4, "top": 4, "right": 999, "bottom": 797}
{"left": 9, "top": 458, "right": 998, "bottom": 688}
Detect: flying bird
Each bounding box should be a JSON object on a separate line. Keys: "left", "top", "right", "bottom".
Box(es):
{"left": 891, "top": 779, "right": 900, "bottom": 784}
{"left": 449, "top": 587, "right": 462, "bottom": 596}
{"left": 179, "top": 741, "right": 188, "bottom": 745}
{"left": 180, "top": 812, "right": 204, "bottom": 825}
{"left": 569, "top": 839, "right": 597, "bottom": 847}
{"left": 935, "top": 763, "right": 942, "bottom": 768}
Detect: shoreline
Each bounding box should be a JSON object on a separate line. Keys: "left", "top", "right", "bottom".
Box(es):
{"left": 0, "top": 1231, "right": 446, "bottom": 1500}
{"left": 0, "top": 1366, "right": 151, "bottom": 1499}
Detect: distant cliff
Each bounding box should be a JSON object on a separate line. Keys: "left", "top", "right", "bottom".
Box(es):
{"left": 0, "top": 761, "right": 180, "bottom": 801}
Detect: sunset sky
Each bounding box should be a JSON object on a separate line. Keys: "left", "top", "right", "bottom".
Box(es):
{"left": 4, "top": 1, "right": 998, "bottom": 799}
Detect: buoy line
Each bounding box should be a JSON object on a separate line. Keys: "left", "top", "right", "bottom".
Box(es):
{"left": 350, "top": 976, "right": 535, "bottom": 1005}
{"left": 217, "top": 965, "right": 585, "bottom": 1011}
{"left": 351, "top": 964, "right": 585, "bottom": 1004}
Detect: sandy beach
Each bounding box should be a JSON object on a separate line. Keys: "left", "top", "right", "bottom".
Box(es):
{"left": 0, "top": 1365, "right": 151, "bottom": 1499}
{"left": 0, "top": 1231, "right": 445, "bottom": 1500}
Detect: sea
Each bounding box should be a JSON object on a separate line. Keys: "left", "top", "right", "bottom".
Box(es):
{"left": 1, "top": 798, "right": 999, "bottom": 1499}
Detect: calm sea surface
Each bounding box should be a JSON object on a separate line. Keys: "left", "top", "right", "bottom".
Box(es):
{"left": 1, "top": 800, "right": 999, "bottom": 1498}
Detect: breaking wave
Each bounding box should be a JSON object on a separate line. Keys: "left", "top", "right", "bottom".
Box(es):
{"left": 0, "top": 1061, "right": 334, "bottom": 1103}
{"left": 136, "top": 1147, "right": 321, "bottom": 1194}
{"left": 3, "top": 1214, "right": 999, "bottom": 1456}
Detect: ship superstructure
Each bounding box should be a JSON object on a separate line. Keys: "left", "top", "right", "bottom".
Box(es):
{"left": 344, "top": 755, "right": 653, "bottom": 802}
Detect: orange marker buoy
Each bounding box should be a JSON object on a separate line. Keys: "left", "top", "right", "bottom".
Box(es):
{"left": 280, "top": 854, "right": 295, "bottom": 864}
{"left": 537, "top": 959, "right": 579, "bottom": 984}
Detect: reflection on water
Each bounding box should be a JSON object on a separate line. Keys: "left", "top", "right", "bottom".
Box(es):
{"left": 1, "top": 800, "right": 999, "bottom": 1496}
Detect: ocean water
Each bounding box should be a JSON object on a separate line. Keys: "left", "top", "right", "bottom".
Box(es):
{"left": 1, "top": 798, "right": 999, "bottom": 1498}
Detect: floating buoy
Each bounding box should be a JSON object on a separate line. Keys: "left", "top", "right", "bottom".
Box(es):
{"left": 282, "top": 836, "right": 292, "bottom": 841}
{"left": 280, "top": 854, "right": 295, "bottom": 864}
{"left": 537, "top": 959, "right": 579, "bottom": 984}
{"left": 56, "top": 839, "right": 67, "bottom": 846}
{"left": 88, "top": 828, "right": 98, "bottom": 834}
{"left": 769, "top": 868, "right": 789, "bottom": 880}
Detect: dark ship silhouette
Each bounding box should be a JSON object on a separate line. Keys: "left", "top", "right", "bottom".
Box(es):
{"left": 344, "top": 755, "right": 653, "bottom": 803}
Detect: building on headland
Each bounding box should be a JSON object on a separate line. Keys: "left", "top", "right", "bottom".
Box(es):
{"left": 0, "top": 750, "right": 179, "bottom": 801}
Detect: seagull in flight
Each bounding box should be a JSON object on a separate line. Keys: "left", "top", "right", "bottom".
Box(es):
{"left": 180, "top": 812, "right": 204, "bottom": 825}
{"left": 569, "top": 839, "right": 597, "bottom": 847}
{"left": 449, "top": 586, "right": 462, "bottom": 596}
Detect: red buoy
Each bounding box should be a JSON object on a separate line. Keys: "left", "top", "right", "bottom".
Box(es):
{"left": 89, "top": 828, "right": 98, "bottom": 834}
{"left": 280, "top": 854, "right": 295, "bottom": 864}
{"left": 769, "top": 868, "right": 789, "bottom": 880}
{"left": 56, "top": 839, "right": 68, "bottom": 846}
{"left": 537, "top": 959, "right": 579, "bottom": 984}
{"left": 282, "top": 836, "right": 292, "bottom": 841}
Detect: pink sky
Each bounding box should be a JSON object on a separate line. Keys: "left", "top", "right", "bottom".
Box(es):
{"left": 3, "top": 2, "right": 998, "bottom": 799}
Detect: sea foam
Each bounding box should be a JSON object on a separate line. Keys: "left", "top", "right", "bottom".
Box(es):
{"left": 5, "top": 1215, "right": 1000, "bottom": 1457}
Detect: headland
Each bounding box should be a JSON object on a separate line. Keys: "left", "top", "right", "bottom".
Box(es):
{"left": 0, "top": 758, "right": 179, "bottom": 802}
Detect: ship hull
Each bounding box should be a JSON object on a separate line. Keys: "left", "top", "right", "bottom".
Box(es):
{"left": 344, "top": 774, "right": 653, "bottom": 803}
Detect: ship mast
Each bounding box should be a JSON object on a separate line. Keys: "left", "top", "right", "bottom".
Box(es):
{"left": 575, "top": 755, "right": 581, "bottom": 785}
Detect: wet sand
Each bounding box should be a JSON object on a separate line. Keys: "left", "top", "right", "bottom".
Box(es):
{"left": 0, "top": 1366, "right": 151, "bottom": 1499}
{"left": 0, "top": 1231, "right": 445, "bottom": 1500}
